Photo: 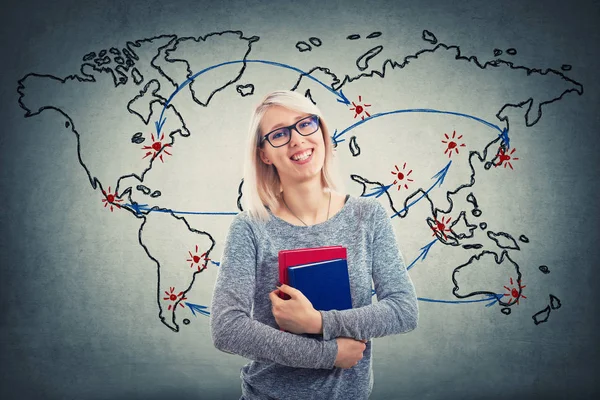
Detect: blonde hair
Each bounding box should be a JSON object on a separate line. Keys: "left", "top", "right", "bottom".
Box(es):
{"left": 242, "top": 90, "right": 342, "bottom": 221}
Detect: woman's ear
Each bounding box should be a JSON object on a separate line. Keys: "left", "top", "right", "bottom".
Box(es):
{"left": 259, "top": 148, "right": 272, "bottom": 165}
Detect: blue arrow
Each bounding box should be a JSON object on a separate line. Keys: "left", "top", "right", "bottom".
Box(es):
{"left": 331, "top": 130, "right": 345, "bottom": 146}
{"left": 484, "top": 293, "right": 505, "bottom": 307}
{"left": 127, "top": 203, "right": 148, "bottom": 215}
{"left": 155, "top": 119, "right": 167, "bottom": 139}
{"left": 431, "top": 161, "right": 452, "bottom": 187}
{"left": 331, "top": 129, "right": 345, "bottom": 146}
{"left": 363, "top": 160, "right": 449, "bottom": 202}
{"left": 185, "top": 302, "right": 210, "bottom": 317}
{"left": 155, "top": 59, "right": 350, "bottom": 136}
{"left": 333, "top": 108, "right": 507, "bottom": 144}
{"left": 391, "top": 160, "right": 452, "bottom": 218}
{"left": 371, "top": 291, "right": 504, "bottom": 307}
{"left": 123, "top": 203, "right": 238, "bottom": 216}
{"left": 499, "top": 127, "right": 510, "bottom": 149}
{"left": 418, "top": 293, "right": 503, "bottom": 305}
{"left": 372, "top": 239, "right": 436, "bottom": 295}
{"left": 364, "top": 183, "right": 394, "bottom": 198}
{"left": 210, "top": 260, "right": 220, "bottom": 267}
{"left": 407, "top": 238, "right": 438, "bottom": 270}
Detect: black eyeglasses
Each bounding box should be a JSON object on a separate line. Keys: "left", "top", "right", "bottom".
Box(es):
{"left": 260, "top": 115, "right": 320, "bottom": 148}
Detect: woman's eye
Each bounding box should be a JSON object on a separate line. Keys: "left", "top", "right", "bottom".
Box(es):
{"left": 272, "top": 131, "right": 285, "bottom": 139}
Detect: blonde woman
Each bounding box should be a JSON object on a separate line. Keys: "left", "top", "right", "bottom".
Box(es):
{"left": 210, "top": 90, "right": 418, "bottom": 400}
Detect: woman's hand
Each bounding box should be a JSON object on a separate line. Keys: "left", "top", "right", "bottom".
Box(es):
{"left": 335, "top": 338, "right": 367, "bottom": 369}
{"left": 269, "top": 284, "right": 322, "bottom": 334}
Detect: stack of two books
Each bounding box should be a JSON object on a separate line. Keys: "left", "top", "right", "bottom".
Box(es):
{"left": 278, "top": 245, "right": 353, "bottom": 311}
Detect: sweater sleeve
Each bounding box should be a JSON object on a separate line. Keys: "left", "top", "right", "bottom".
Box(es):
{"left": 210, "top": 214, "right": 338, "bottom": 369}
{"left": 319, "top": 201, "right": 419, "bottom": 341}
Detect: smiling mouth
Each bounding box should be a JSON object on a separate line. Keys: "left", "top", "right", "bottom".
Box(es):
{"left": 290, "top": 149, "right": 313, "bottom": 161}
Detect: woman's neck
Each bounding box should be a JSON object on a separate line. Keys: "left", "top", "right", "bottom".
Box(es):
{"left": 279, "top": 178, "right": 329, "bottom": 225}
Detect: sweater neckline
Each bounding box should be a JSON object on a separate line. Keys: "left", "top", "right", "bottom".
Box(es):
{"left": 267, "top": 194, "right": 353, "bottom": 229}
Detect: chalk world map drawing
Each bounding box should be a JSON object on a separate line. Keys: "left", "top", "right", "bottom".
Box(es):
{"left": 17, "top": 30, "right": 581, "bottom": 332}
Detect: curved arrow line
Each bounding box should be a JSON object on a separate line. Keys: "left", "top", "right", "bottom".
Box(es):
{"left": 406, "top": 238, "right": 438, "bottom": 270}
{"left": 391, "top": 180, "right": 439, "bottom": 218}
{"left": 391, "top": 160, "right": 452, "bottom": 218}
{"left": 149, "top": 210, "right": 238, "bottom": 215}
{"left": 333, "top": 108, "right": 505, "bottom": 144}
{"left": 123, "top": 203, "right": 238, "bottom": 216}
{"left": 417, "top": 294, "right": 502, "bottom": 304}
{"left": 371, "top": 291, "right": 504, "bottom": 306}
{"left": 156, "top": 59, "right": 350, "bottom": 134}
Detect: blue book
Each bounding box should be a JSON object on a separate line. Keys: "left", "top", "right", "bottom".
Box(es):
{"left": 287, "top": 258, "right": 353, "bottom": 311}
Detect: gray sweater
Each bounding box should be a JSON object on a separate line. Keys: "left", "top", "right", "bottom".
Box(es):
{"left": 210, "top": 195, "right": 418, "bottom": 400}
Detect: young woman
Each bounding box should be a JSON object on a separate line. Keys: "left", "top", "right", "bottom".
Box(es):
{"left": 210, "top": 90, "right": 418, "bottom": 400}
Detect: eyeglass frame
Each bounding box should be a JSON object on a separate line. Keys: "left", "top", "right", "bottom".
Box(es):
{"left": 259, "top": 114, "right": 321, "bottom": 148}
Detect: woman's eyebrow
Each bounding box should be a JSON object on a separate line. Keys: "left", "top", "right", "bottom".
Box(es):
{"left": 266, "top": 115, "right": 310, "bottom": 132}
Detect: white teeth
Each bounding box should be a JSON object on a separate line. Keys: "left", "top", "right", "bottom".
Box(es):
{"left": 291, "top": 149, "right": 313, "bottom": 161}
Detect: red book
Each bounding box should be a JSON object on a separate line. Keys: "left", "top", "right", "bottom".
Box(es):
{"left": 278, "top": 246, "right": 347, "bottom": 300}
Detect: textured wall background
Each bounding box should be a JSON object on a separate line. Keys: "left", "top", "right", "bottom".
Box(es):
{"left": 1, "top": 0, "right": 599, "bottom": 399}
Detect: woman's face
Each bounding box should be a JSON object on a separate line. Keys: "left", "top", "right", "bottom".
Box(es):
{"left": 258, "top": 105, "right": 326, "bottom": 186}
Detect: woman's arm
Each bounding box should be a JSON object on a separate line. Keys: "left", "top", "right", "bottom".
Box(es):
{"left": 210, "top": 215, "right": 338, "bottom": 369}
{"left": 318, "top": 201, "right": 419, "bottom": 341}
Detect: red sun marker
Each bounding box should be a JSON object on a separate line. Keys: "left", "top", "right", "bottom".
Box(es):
{"left": 390, "top": 162, "right": 414, "bottom": 191}
{"left": 441, "top": 130, "right": 466, "bottom": 158}
{"left": 430, "top": 216, "right": 452, "bottom": 240}
{"left": 503, "top": 277, "right": 526, "bottom": 305}
{"left": 187, "top": 245, "right": 210, "bottom": 272}
{"left": 349, "top": 95, "right": 371, "bottom": 120}
{"left": 495, "top": 147, "right": 519, "bottom": 169}
{"left": 142, "top": 133, "right": 172, "bottom": 163}
{"left": 163, "top": 287, "right": 187, "bottom": 311}
{"left": 101, "top": 186, "right": 123, "bottom": 212}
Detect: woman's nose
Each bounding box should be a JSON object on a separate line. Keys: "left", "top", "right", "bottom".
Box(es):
{"left": 288, "top": 129, "right": 305, "bottom": 147}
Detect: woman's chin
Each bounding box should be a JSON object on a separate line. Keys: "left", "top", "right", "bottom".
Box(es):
{"left": 281, "top": 168, "right": 322, "bottom": 185}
